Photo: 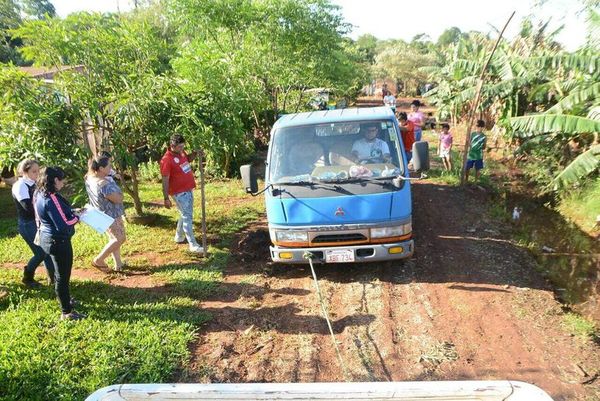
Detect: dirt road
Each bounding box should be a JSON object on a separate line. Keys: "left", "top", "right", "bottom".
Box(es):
{"left": 189, "top": 181, "right": 600, "bottom": 401}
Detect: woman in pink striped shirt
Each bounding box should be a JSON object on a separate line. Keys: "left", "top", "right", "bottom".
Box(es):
{"left": 34, "top": 167, "right": 85, "bottom": 321}
{"left": 408, "top": 99, "right": 425, "bottom": 142}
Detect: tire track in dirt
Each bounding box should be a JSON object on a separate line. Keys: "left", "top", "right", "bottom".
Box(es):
{"left": 410, "top": 182, "right": 598, "bottom": 400}
{"left": 336, "top": 270, "right": 391, "bottom": 381}
{"left": 187, "top": 185, "right": 600, "bottom": 400}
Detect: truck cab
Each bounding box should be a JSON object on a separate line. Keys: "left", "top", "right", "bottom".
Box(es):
{"left": 242, "top": 107, "right": 427, "bottom": 264}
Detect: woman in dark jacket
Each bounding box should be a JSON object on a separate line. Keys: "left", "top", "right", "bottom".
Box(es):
{"left": 34, "top": 167, "right": 85, "bottom": 320}
{"left": 11, "top": 159, "right": 54, "bottom": 288}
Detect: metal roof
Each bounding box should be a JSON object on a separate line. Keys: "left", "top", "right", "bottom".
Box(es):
{"left": 18, "top": 65, "right": 84, "bottom": 80}
{"left": 273, "top": 107, "right": 395, "bottom": 129}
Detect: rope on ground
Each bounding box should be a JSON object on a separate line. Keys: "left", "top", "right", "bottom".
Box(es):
{"left": 303, "top": 251, "right": 350, "bottom": 381}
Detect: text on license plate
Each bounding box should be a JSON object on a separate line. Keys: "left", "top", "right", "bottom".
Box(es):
{"left": 325, "top": 249, "right": 355, "bottom": 263}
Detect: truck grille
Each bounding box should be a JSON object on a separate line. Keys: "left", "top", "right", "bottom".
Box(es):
{"left": 312, "top": 233, "right": 367, "bottom": 244}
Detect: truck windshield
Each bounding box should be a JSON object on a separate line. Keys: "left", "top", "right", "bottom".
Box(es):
{"left": 269, "top": 120, "right": 404, "bottom": 184}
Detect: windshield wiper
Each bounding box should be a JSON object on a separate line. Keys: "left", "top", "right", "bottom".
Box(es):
{"left": 274, "top": 179, "right": 343, "bottom": 191}
{"left": 325, "top": 176, "right": 396, "bottom": 185}
{"left": 274, "top": 180, "right": 314, "bottom": 186}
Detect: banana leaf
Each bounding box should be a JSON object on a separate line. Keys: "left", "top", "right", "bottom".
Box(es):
{"left": 510, "top": 114, "right": 600, "bottom": 134}
{"left": 553, "top": 144, "right": 600, "bottom": 189}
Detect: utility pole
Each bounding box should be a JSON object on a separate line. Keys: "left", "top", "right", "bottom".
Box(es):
{"left": 460, "top": 11, "right": 515, "bottom": 186}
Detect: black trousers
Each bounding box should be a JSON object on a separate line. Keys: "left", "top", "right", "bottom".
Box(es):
{"left": 39, "top": 234, "right": 73, "bottom": 314}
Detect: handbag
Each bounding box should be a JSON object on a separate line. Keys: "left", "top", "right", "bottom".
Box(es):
{"left": 32, "top": 193, "right": 42, "bottom": 246}
{"left": 33, "top": 229, "right": 41, "bottom": 246}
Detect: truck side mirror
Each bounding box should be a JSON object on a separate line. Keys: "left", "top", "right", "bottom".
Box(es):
{"left": 412, "top": 141, "right": 430, "bottom": 172}
{"left": 240, "top": 164, "right": 258, "bottom": 194}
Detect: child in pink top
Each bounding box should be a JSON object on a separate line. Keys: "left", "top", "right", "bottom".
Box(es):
{"left": 438, "top": 123, "right": 453, "bottom": 171}
{"left": 408, "top": 99, "right": 425, "bottom": 141}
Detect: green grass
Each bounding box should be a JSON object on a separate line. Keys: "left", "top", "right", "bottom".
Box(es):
{"left": 557, "top": 179, "right": 600, "bottom": 235}
{"left": 488, "top": 202, "right": 511, "bottom": 223}
{"left": 562, "top": 312, "right": 598, "bottom": 339}
{"left": 0, "top": 180, "right": 263, "bottom": 267}
{"left": 421, "top": 130, "right": 495, "bottom": 187}
{"left": 0, "top": 179, "right": 264, "bottom": 401}
{"left": 0, "top": 268, "right": 207, "bottom": 401}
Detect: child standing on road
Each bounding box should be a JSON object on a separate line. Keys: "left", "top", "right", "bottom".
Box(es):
{"left": 438, "top": 123, "right": 453, "bottom": 171}
{"left": 465, "top": 120, "right": 487, "bottom": 183}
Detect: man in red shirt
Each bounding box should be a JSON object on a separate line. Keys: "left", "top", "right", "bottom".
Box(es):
{"left": 160, "top": 134, "right": 203, "bottom": 253}
{"left": 397, "top": 112, "right": 415, "bottom": 163}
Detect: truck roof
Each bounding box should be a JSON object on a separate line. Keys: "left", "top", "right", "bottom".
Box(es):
{"left": 273, "top": 107, "right": 395, "bottom": 129}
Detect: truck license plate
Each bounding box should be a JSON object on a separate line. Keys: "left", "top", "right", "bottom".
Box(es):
{"left": 325, "top": 249, "right": 355, "bottom": 263}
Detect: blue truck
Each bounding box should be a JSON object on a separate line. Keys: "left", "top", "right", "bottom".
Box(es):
{"left": 241, "top": 107, "right": 429, "bottom": 264}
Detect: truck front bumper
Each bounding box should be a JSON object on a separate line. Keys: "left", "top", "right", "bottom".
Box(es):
{"left": 269, "top": 239, "right": 414, "bottom": 264}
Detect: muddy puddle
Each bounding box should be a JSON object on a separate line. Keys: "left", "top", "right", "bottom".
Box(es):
{"left": 502, "top": 190, "right": 599, "bottom": 323}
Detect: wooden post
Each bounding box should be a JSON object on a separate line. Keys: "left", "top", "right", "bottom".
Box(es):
{"left": 198, "top": 151, "right": 208, "bottom": 257}
{"left": 460, "top": 11, "right": 515, "bottom": 186}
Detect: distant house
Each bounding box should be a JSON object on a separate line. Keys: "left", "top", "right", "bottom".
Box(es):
{"left": 18, "top": 65, "right": 84, "bottom": 83}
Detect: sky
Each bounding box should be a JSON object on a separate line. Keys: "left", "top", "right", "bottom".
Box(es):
{"left": 51, "top": 0, "right": 589, "bottom": 51}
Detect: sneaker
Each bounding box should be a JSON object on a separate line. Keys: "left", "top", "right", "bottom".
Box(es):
{"left": 188, "top": 244, "right": 204, "bottom": 254}
{"left": 60, "top": 311, "right": 86, "bottom": 321}
{"left": 22, "top": 267, "right": 42, "bottom": 289}
{"left": 174, "top": 235, "right": 187, "bottom": 244}
{"left": 22, "top": 279, "right": 43, "bottom": 289}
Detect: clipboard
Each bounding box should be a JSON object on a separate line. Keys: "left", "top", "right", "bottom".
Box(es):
{"left": 79, "top": 207, "right": 114, "bottom": 234}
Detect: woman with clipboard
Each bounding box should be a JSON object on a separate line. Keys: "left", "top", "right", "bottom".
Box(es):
{"left": 85, "top": 155, "right": 126, "bottom": 272}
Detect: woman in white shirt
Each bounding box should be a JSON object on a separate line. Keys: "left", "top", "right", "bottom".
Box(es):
{"left": 383, "top": 94, "right": 397, "bottom": 113}
{"left": 11, "top": 159, "right": 54, "bottom": 288}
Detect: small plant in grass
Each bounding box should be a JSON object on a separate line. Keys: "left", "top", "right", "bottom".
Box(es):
{"left": 562, "top": 312, "right": 597, "bottom": 339}
{"left": 0, "top": 269, "right": 209, "bottom": 401}
{"left": 489, "top": 202, "right": 511, "bottom": 223}
{"left": 153, "top": 263, "right": 222, "bottom": 297}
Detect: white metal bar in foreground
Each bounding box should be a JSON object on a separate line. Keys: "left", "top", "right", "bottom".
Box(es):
{"left": 85, "top": 381, "right": 553, "bottom": 401}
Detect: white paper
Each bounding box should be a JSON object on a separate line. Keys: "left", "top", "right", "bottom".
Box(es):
{"left": 79, "top": 207, "right": 114, "bottom": 234}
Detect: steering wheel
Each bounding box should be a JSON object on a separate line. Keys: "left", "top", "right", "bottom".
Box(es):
{"left": 359, "top": 157, "right": 384, "bottom": 164}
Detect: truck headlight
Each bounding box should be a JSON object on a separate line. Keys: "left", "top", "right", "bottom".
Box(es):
{"left": 370, "top": 223, "right": 412, "bottom": 239}
{"left": 274, "top": 230, "right": 309, "bottom": 243}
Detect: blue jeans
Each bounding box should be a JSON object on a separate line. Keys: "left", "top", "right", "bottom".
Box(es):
{"left": 39, "top": 233, "right": 73, "bottom": 314}
{"left": 18, "top": 218, "right": 54, "bottom": 278}
{"left": 173, "top": 191, "right": 199, "bottom": 245}
{"left": 414, "top": 127, "right": 422, "bottom": 142}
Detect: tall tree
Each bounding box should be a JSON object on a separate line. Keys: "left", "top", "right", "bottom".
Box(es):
{"left": 355, "top": 33, "right": 378, "bottom": 64}
{"left": 167, "top": 0, "right": 367, "bottom": 138}
{"left": 0, "top": 66, "right": 83, "bottom": 180}
{"left": 14, "top": 12, "right": 179, "bottom": 215}
{"left": 437, "top": 27, "right": 464, "bottom": 47}
{"left": 0, "top": 0, "right": 22, "bottom": 64}
{"left": 20, "top": 0, "right": 56, "bottom": 19}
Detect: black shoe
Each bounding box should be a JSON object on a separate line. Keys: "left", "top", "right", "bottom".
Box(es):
{"left": 22, "top": 268, "right": 42, "bottom": 289}
{"left": 61, "top": 311, "right": 86, "bottom": 321}
{"left": 23, "top": 279, "right": 42, "bottom": 289}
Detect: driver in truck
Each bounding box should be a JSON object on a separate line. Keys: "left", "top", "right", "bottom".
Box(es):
{"left": 351, "top": 123, "right": 391, "bottom": 164}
